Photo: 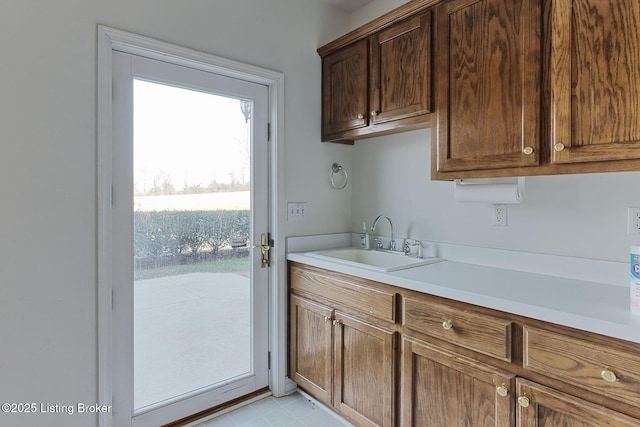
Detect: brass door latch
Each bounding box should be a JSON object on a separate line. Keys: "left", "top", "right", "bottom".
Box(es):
{"left": 259, "top": 233, "right": 274, "bottom": 268}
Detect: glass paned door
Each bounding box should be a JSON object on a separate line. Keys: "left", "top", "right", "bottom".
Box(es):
{"left": 112, "top": 51, "right": 269, "bottom": 426}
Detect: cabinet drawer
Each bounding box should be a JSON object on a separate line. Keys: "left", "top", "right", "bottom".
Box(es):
{"left": 290, "top": 264, "right": 396, "bottom": 323}
{"left": 523, "top": 326, "right": 640, "bottom": 406}
{"left": 403, "top": 296, "right": 512, "bottom": 361}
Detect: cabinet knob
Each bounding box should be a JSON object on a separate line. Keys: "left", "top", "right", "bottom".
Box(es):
{"left": 523, "top": 146, "right": 534, "bottom": 155}
{"left": 324, "top": 316, "right": 331, "bottom": 323}
{"left": 496, "top": 385, "right": 509, "bottom": 397}
{"left": 601, "top": 369, "right": 617, "bottom": 383}
{"left": 442, "top": 321, "right": 453, "bottom": 330}
{"left": 517, "top": 396, "right": 530, "bottom": 408}
{"left": 332, "top": 319, "right": 342, "bottom": 327}
{"left": 554, "top": 143, "right": 565, "bottom": 152}
{"left": 357, "top": 113, "right": 364, "bottom": 120}
{"left": 370, "top": 110, "right": 378, "bottom": 117}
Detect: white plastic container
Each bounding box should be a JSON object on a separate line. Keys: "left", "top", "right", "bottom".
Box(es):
{"left": 360, "top": 222, "right": 369, "bottom": 249}
{"left": 630, "top": 245, "right": 640, "bottom": 315}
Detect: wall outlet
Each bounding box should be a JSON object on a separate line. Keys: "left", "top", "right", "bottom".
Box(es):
{"left": 492, "top": 204, "right": 508, "bottom": 227}
{"left": 628, "top": 207, "right": 640, "bottom": 235}
{"left": 287, "top": 202, "right": 308, "bottom": 221}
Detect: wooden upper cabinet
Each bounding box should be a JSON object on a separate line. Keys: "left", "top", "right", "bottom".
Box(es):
{"left": 370, "top": 13, "right": 432, "bottom": 126}
{"left": 434, "top": 0, "right": 542, "bottom": 173}
{"left": 322, "top": 39, "right": 369, "bottom": 139}
{"left": 550, "top": 0, "right": 640, "bottom": 164}
{"left": 320, "top": 11, "right": 433, "bottom": 143}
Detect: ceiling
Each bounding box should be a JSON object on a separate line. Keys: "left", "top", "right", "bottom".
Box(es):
{"left": 317, "top": 0, "right": 375, "bottom": 12}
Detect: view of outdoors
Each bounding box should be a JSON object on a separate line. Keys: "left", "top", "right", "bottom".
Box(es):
{"left": 133, "top": 79, "right": 253, "bottom": 410}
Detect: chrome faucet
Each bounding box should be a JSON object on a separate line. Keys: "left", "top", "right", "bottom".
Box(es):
{"left": 371, "top": 215, "right": 395, "bottom": 251}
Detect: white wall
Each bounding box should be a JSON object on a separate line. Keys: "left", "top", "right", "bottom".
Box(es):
{"left": 350, "top": 129, "right": 640, "bottom": 264}
{"left": 0, "top": 1, "right": 351, "bottom": 426}
{"left": 350, "top": 0, "right": 407, "bottom": 27}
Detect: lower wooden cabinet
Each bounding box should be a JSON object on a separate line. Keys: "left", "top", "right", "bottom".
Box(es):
{"left": 334, "top": 312, "right": 397, "bottom": 427}
{"left": 289, "top": 293, "right": 397, "bottom": 426}
{"left": 400, "top": 337, "right": 515, "bottom": 427}
{"left": 516, "top": 379, "right": 639, "bottom": 427}
{"left": 288, "top": 262, "right": 640, "bottom": 426}
{"left": 289, "top": 295, "right": 333, "bottom": 406}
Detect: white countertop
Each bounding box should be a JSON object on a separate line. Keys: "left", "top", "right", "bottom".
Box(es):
{"left": 287, "top": 248, "right": 640, "bottom": 344}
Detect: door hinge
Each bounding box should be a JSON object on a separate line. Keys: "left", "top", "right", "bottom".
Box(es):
{"left": 267, "top": 123, "right": 271, "bottom": 142}
{"left": 268, "top": 351, "right": 271, "bottom": 370}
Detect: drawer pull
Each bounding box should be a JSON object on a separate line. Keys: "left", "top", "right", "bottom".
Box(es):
{"left": 332, "top": 319, "right": 342, "bottom": 327}
{"left": 523, "top": 146, "right": 534, "bottom": 155}
{"left": 517, "top": 396, "right": 530, "bottom": 408}
{"left": 357, "top": 113, "right": 364, "bottom": 120}
{"left": 324, "top": 316, "right": 331, "bottom": 323}
{"left": 601, "top": 369, "right": 618, "bottom": 383}
{"left": 496, "top": 385, "right": 509, "bottom": 397}
{"left": 442, "top": 321, "right": 453, "bottom": 330}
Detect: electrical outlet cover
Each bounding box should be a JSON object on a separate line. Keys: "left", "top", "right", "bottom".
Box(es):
{"left": 628, "top": 207, "right": 640, "bottom": 235}
{"left": 492, "top": 205, "right": 508, "bottom": 227}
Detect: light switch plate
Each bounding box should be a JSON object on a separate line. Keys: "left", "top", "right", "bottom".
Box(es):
{"left": 288, "top": 202, "right": 308, "bottom": 221}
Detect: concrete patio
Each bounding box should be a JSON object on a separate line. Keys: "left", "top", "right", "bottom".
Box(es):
{"left": 134, "top": 272, "right": 251, "bottom": 409}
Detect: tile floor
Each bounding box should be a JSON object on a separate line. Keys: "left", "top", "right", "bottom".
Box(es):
{"left": 195, "top": 392, "right": 353, "bottom": 427}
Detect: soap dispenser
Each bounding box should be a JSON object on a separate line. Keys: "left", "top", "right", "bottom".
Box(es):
{"left": 360, "top": 222, "right": 370, "bottom": 249}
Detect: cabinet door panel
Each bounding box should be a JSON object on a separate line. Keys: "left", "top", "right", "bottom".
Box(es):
{"left": 400, "top": 337, "right": 515, "bottom": 427}
{"left": 322, "top": 40, "right": 369, "bottom": 140}
{"left": 551, "top": 0, "right": 640, "bottom": 164}
{"left": 435, "top": 0, "right": 541, "bottom": 172}
{"left": 289, "top": 295, "right": 333, "bottom": 406}
{"left": 516, "top": 378, "right": 639, "bottom": 426}
{"left": 334, "top": 312, "right": 396, "bottom": 427}
{"left": 370, "top": 12, "right": 432, "bottom": 125}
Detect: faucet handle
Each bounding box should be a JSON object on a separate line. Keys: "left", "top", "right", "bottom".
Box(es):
{"left": 403, "top": 241, "right": 411, "bottom": 255}
{"left": 409, "top": 240, "right": 424, "bottom": 259}
{"left": 373, "top": 237, "right": 383, "bottom": 250}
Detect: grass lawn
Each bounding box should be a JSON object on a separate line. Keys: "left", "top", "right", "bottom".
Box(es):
{"left": 135, "top": 257, "right": 250, "bottom": 281}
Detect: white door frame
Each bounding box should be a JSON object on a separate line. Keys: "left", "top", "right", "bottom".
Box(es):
{"left": 97, "top": 26, "right": 293, "bottom": 427}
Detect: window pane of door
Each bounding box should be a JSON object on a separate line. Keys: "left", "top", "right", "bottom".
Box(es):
{"left": 133, "top": 79, "right": 253, "bottom": 410}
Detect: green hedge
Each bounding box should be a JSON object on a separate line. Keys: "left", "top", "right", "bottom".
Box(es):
{"left": 134, "top": 210, "right": 250, "bottom": 269}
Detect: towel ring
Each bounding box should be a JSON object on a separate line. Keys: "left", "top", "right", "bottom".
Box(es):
{"left": 330, "top": 163, "right": 348, "bottom": 190}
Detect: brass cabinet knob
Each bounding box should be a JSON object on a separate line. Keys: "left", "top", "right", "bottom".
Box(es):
{"left": 601, "top": 369, "right": 617, "bottom": 383}
{"left": 442, "top": 321, "right": 453, "bottom": 330}
{"left": 357, "top": 113, "right": 364, "bottom": 120}
{"left": 370, "top": 110, "right": 378, "bottom": 117}
{"left": 523, "top": 146, "right": 534, "bottom": 155}
{"left": 496, "top": 385, "right": 509, "bottom": 397}
{"left": 554, "top": 143, "right": 565, "bottom": 152}
{"left": 332, "top": 319, "right": 341, "bottom": 327}
{"left": 517, "top": 396, "right": 530, "bottom": 408}
{"left": 324, "top": 316, "right": 331, "bottom": 323}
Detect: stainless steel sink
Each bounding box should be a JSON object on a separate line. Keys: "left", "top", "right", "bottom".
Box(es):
{"left": 304, "top": 247, "right": 442, "bottom": 272}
